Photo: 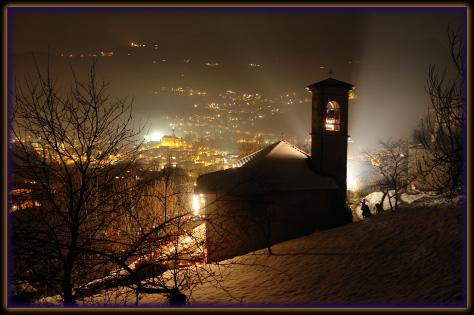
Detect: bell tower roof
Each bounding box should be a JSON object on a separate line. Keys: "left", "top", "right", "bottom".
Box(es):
{"left": 307, "top": 77, "right": 354, "bottom": 89}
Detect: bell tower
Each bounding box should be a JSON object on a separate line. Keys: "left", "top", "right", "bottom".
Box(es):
{"left": 307, "top": 77, "right": 354, "bottom": 210}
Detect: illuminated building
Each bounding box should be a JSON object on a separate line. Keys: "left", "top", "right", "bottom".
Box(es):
{"left": 9, "top": 189, "right": 41, "bottom": 212}
{"left": 161, "top": 128, "right": 183, "bottom": 148}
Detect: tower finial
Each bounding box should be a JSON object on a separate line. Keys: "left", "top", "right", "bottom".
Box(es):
{"left": 327, "top": 68, "right": 335, "bottom": 78}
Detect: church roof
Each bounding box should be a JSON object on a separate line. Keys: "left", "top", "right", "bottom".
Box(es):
{"left": 233, "top": 140, "right": 309, "bottom": 167}
{"left": 307, "top": 77, "right": 354, "bottom": 89}
{"left": 195, "top": 141, "right": 337, "bottom": 194}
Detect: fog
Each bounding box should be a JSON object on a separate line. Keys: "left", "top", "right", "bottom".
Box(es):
{"left": 348, "top": 10, "right": 463, "bottom": 156}
{"left": 8, "top": 7, "right": 465, "bottom": 155}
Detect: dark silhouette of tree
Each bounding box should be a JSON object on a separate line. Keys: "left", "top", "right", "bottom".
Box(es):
{"left": 80, "top": 166, "right": 207, "bottom": 306}
{"left": 365, "top": 138, "right": 417, "bottom": 212}
{"left": 9, "top": 56, "right": 148, "bottom": 306}
{"left": 9, "top": 58, "right": 276, "bottom": 307}
{"left": 413, "top": 26, "right": 464, "bottom": 201}
{"left": 95, "top": 166, "right": 282, "bottom": 306}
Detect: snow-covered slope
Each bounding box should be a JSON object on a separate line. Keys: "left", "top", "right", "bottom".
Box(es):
{"left": 36, "top": 194, "right": 466, "bottom": 308}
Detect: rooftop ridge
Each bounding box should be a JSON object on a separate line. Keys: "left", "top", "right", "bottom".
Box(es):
{"left": 280, "top": 140, "right": 309, "bottom": 157}
{"left": 234, "top": 141, "right": 281, "bottom": 168}
{"left": 307, "top": 77, "right": 354, "bottom": 89}
{"left": 234, "top": 140, "right": 309, "bottom": 168}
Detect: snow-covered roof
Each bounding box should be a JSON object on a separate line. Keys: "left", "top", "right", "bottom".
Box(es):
{"left": 195, "top": 141, "right": 337, "bottom": 194}
{"left": 233, "top": 140, "right": 309, "bottom": 167}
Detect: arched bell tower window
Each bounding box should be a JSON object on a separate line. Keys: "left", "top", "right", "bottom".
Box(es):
{"left": 325, "top": 101, "right": 340, "bottom": 131}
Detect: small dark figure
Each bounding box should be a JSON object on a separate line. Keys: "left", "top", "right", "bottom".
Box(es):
{"left": 375, "top": 203, "right": 383, "bottom": 214}
{"left": 361, "top": 199, "right": 372, "bottom": 218}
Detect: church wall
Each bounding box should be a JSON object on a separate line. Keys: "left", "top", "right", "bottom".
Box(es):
{"left": 202, "top": 189, "right": 338, "bottom": 263}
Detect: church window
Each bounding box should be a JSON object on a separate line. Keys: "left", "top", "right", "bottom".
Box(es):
{"left": 326, "top": 101, "right": 340, "bottom": 131}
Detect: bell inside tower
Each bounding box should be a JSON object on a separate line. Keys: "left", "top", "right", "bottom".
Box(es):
{"left": 325, "top": 101, "right": 340, "bottom": 131}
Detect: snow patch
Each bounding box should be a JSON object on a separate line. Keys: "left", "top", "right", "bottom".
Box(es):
{"left": 400, "top": 192, "right": 427, "bottom": 204}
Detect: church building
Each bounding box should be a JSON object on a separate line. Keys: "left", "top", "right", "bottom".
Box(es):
{"left": 194, "top": 77, "right": 355, "bottom": 262}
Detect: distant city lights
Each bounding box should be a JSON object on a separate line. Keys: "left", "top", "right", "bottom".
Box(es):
{"left": 145, "top": 132, "right": 163, "bottom": 142}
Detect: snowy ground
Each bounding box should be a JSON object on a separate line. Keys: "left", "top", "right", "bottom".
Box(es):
{"left": 35, "top": 193, "right": 466, "bottom": 309}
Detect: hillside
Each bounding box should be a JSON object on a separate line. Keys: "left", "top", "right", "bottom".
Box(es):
{"left": 182, "top": 194, "right": 465, "bottom": 307}
{"left": 36, "top": 194, "right": 466, "bottom": 308}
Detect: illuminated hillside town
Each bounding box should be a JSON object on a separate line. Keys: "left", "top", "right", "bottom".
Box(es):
{"left": 9, "top": 92, "right": 364, "bottom": 214}
{"left": 11, "top": 40, "right": 362, "bottom": 201}
{"left": 9, "top": 90, "right": 360, "bottom": 213}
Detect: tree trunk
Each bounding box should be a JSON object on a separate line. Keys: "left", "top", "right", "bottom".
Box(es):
{"left": 394, "top": 188, "right": 399, "bottom": 210}
{"left": 168, "top": 288, "right": 186, "bottom": 306}
{"left": 62, "top": 244, "right": 77, "bottom": 307}
{"left": 388, "top": 191, "right": 394, "bottom": 212}
{"left": 62, "top": 261, "right": 76, "bottom": 307}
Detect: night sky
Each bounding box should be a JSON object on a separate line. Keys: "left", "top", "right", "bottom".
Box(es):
{"left": 7, "top": 5, "right": 466, "bottom": 156}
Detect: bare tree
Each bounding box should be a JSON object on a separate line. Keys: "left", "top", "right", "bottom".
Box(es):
{"left": 9, "top": 56, "right": 147, "bottom": 306}
{"left": 9, "top": 58, "right": 221, "bottom": 307}
{"left": 79, "top": 166, "right": 206, "bottom": 305}
{"left": 413, "top": 25, "right": 464, "bottom": 200}
{"left": 365, "top": 138, "right": 417, "bottom": 212}
{"left": 9, "top": 57, "right": 301, "bottom": 308}
{"left": 72, "top": 165, "right": 269, "bottom": 306}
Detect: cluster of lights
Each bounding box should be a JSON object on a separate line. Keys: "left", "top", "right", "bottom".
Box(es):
{"left": 192, "top": 194, "right": 205, "bottom": 215}
{"left": 132, "top": 222, "right": 207, "bottom": 266}
{"left": 60, "top": 52, "right": 113, "bottom": 58}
